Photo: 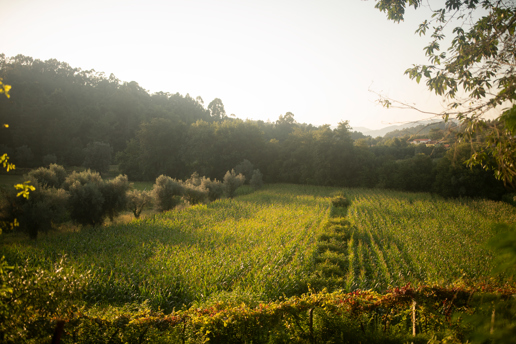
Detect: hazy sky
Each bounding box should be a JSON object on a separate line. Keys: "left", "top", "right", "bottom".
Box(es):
{"left": 1, "top": 0, "right": 454, "bottom": 129}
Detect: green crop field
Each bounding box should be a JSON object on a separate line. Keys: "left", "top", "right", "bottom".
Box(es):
{"left": 2, "top": 185, "right": 514, "bottom": 308}
{"left": 344, "top": 189, "right": 516, "bottom": 290}
{"left": 1, "top": 184, "right": 515, "bottom": 343}
{"left": 1, "top": 184, "right": 336, "bottom": 311}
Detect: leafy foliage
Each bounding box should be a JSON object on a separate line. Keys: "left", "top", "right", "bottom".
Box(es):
{"left": 0, "top": 258, "right": 91, "bottom": 343}
{"left": 126, "top": 189, "right": 151, "bottom": 219}
{"left": 200, "top": 176, "right": 224, "bottom": 202}
{"left": 62, "top": 169, "right": 102, "bottom": 190}
{"left": 65, "top": 169, "right": 129, "bottom": 226}
{"left": 182, "top": 184, "right": 208, "bottom": 205}
{"left": 100, "top": 174, "right": 130, "bottom": 221}
{"left": 27, "top": 163, "right": 67, "bottom": 188}
{"left": 0, "top": 178, "right": 68, "bottom": 239}
{"left": 67, "top": 180, "right": 105, "bottom": 227}
{"left": 374, "top": 0, "right": 516, "bottom": 187}
{"left": 152, "top": 175, "right": 184, "bottom": 212}
{"left": 223, "top": 169, "right": 245, "bottom": 199}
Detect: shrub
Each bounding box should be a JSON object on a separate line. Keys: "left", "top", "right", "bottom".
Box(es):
{"left": 100, "top": 174, "right": 130, "bottom": 221}
{"left": 249, "top": 169, "right": 264, "bottom": 189}
{"left": 49, "top": 164, "right": 68, "bottom": 187}
{"left": 27, "top": 167, "right": 59, "bottom": 189}
{"left": 185, "top": 172, "right": 202, "bottom": 187}
{"left": 62, "top": 169, "right": 102, "bottom": 190}
{"left": 200, "top": 177, "right": 224, "bottom": 202}
{"left": 27, "top": 164, "right": 68, "bottom": 189}
{"left": 66, "top": 171, "right": 130, "bottom": 226}
{"left": 68, "top": 181, "right": 105, "bottom": 227}
{"left": 152, "top": 175, "right": 184, "bottom": 212}
{"left": 0, "top": 258, "right": 91, "bottom": 343}
{"left": 223, "top": 169, "right": 245, "bottom": 199}
{"left": 127, "top": 189, "right": 151, "bottom": 219}
{"left": 182, "top": 184, "right": 209, "bottom": 205}
{"left": 0, "top": 178, "right": 69, "bottom": 239}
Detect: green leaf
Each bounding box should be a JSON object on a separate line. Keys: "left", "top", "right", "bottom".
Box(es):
{"left": 500, "top": 105, "right": 516, "bottom": 134}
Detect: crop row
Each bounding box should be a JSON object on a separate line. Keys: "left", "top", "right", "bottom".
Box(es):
{"left": 341, "top": 188, "right": 516, "bottom": 291}
{"left": 1, "top": 184, "right": 337, "bottom": 311}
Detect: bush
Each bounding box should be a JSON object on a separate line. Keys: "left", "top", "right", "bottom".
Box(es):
{"left": 68, "top": 181, "right": 105, "bottom": 227}
{"left": 152, "top": 175, "right": 184, "bottom": 212}
{"left": 0, "top": 258, "right": 91, "bottom": 343}
{"left": 27, "top": 167, "right": 59, "bottom": 189}
{"left": 182, "top": 184, "right": 209, "bottom": 205}
{"left": 66, "top": 171, "right": 130, "bottom": 226}
{"left": 200, "top": 177, "right": 224, "bottom": 202}
{"left": 185, "top": 172, "right": 202, "bottom": 187}
{"left": 27, "top": 164, "right": 68, "bottom": 189}
{"left": 62, "top": 169, "right": 102, "bottom": 190}
{"left": 100, "top": 174, "right": 130, "bottom": 221}
{"left": 0, "top": 178, "right": 69, "bottom": 239}
{"left": 249, "top": 169, "right": 264, "bottom": 190}
{"left": 223, "top": 169, "right": 245, "bottom": 199}
{"left": 127, "top": 189, "right": 151, "bottom": 219}
{"left": 49, "top": 164, "right": 68, "bottom": 186}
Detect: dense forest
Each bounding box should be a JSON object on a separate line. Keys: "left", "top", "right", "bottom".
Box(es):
{"left": 0, "top": 54, "right": 509, "bottom": 200}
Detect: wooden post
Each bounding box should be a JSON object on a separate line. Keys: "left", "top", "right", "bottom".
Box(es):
{"left": 412, "top": 300, "right": 416, "bottom": 337}
{"left": 490, "top": 306, "right": 495, "bottom": 335}
{"left": 309, "top": 308, "right": 315, "bottom": 344}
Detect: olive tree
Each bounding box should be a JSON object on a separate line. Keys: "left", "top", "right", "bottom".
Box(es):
{"left": 152, "top": 175, "right": 184, "bottom": 212}
{"left": 223, "top": 169, "right": 245, "bottom": 199}
{"left": 127, "top": 189, "right": 151, "bottom": 219}
{"left": 27, "top": 164, "right": 67, "bottom": 189}
{"left": 200, "top": 177, "right": 224, "bottom": 202}
{"left": 0, "top": 177, "right": 68, "bottom": 239}
{"left": 100, "top": 174, "right": 130, "bottom": 221}
{"left": 64, "top": 170, "right": 128, "bottom": 226}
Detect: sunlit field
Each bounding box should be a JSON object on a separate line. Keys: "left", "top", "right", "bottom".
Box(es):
{"left": 2, "top": 184, "right": 514, "bottom": 312}
{"left": 1, "top": 184, "right": 335, "bottom": 311}
{"left": 343, "top": 189, "right": 516, "bottom": 290}
{"left": 2, "top": 184, "right": 515, "bottom": 343}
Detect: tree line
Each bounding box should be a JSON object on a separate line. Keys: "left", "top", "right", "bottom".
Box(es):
{"left": 0, "top": 54, "right": 510, "bottom": 203}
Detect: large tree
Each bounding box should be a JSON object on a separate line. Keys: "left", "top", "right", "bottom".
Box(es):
{"left": 374, "top": 0, "right": 516, "bottom": 187}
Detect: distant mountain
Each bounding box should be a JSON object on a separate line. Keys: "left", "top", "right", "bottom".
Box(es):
{"left": 352, "top": 119, "right": 444, "bottom": 138}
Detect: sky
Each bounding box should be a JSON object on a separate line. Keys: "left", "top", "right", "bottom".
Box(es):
{"left": 1, "top": 0, "right": 455, "bottom": 130}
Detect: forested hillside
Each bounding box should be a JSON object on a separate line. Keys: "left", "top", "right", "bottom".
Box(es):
{"left": 0, "top": 54, "right": 509, "bottom": 199}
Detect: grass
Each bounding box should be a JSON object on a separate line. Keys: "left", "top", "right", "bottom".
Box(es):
{"left": 2, "top": 184, "right": 515, "bottom": 314}
{"left": 1, "top": 184, "right": 336, "bottom": 311}
{"left": 343, "top": 188, "right": 516, "bottom": 290}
